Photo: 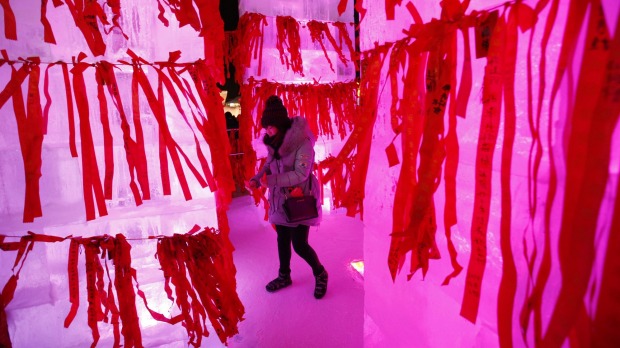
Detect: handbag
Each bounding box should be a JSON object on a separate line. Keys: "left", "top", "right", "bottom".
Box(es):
{"left": 282, "top": 177, "right": 318, "bottom": 223}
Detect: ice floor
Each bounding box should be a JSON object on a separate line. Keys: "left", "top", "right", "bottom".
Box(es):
{"left": 225, "top": 196, "right": 364, "bottom": 348}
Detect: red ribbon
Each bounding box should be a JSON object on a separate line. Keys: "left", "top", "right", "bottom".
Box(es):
{"left": 41, "top": 0, "right": 57, "bottom": 44}
{"left": 233, "top": 13, "right": 267, "bottom": 85}
{"left": 153, "top": 227, "right": 245, "bottom": 346}
{"left": 103, "top": 0, "right": 128, "bottom": 39}
{"left": 521, "top": 0, "right": 586, "bottom": 342}
{"left": 519, "top": 0, "right": 560, "bottom": 341}
{"left": 385, "top": 0, "right": 403, "bottom": 20}
{"left": 71, "top": 59, "right": 108, "bottom": 221}
{"left": 0, "top": 0, "right": 17, "bottom": 40}
{"left": 157, "top": 64, "right": 217, "bottom": 191}
{"left": 307, "top": 20, "right": 349, "bottom": 72}
{"left": 387, "top": 46, "right": 426, "bottom": 280}
{"left": 186, "top": 61, "right": 236, "bottom": 214}
{"left": 322, "top": 45, "right": 388, "bottom": 218}
{"left": 442, "top": 13, "right": 463, "bottom": 286}
{"left": 95, "top": 66, "right": 114, "bottom": 200}
{"left": 496, "top": 6, "right": 523, "bottom": 347}
{"left": 63, "top": 0, "right": 108, "bottom": 56}
{"left": 3, "top": 61, "right": 46, "bottom": 223}
{"left": 60, "top": 63, "right": 79, "bottom": 158}
{"left": 543, "top": 2, "right": 617, "bottom": 345}
{"left": 333, "top": 22, "right": 359, "bottom": 73}
{"left": 97, "top": 62, "right": 151, "bottom": 205}
{"left": 129, "top": 59, "right": 207, "bottom": 201}
{"left": 275, "top": 16, "right": 304, "bottom": 76}
{"left": 460, "top": 12, "right": 505, "bottom": 324}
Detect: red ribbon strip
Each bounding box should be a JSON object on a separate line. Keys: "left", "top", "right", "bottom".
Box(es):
{"left": 590, "top": 10, "right": 620, "bottom": 347}
{"left": 333, "top": 21, "right": 360, "bottom": 74}
{"left": 71, "top": 59, "right": 108, "bottom": 221}
{"left": 521, "top": 0, "right": 586, "bottom": 342}
{"left": 337, "top": 0, "right": 348, "bottom": 16}
{"left": 307, "top": 20, "right": 349, "bottom": 72}
{"left": 387, "top": 45, "right": 426, "bottom": 280}
{"left": 543, "top": 2, "right": 617, "bottom": 345}
{"left": 157, "top": 64, "right": 217, "bottom": 191}
{"left": 63, "top": 0, "right": 108, "bottom": 56}
{"left": 0, "top": 0, "right": 17, "bottom": 40}
{"left": 275, "top": 16, "right": 304, "bottom": 76}
{"left": 95, "top": 66, "right": 114, "bottom": 200}
{"left": 442, "top": 11, "right": 463, "bottom": 286}
{"left": 103, "top": 0, "right": 128, "bottom": 39}
{"left": 233, "top": 13, "right": 267, "bottom": 85}
{"left": 129, "top": 60, "right": 207, "bottom": 201}
{"left": 385, "top": 0, "right": 403, "bottom": 20}
{"left": 0, "top": 64, "right": 29, "bottom": 110}
{"left": 41, "top": 0, "right": 57, "bottom": 44}
{"left": 60, "top": 63, "right": 79, "bottom": 158}
{"left": 460, "top": 12, "right": 505, "bottom": 324}
{"left": 97, "top": 62, "right": 150, "bottom": 205}
{"left": 3, "top": 61, "right": 46, "bottom": 223}
{"left": 519, "top": 0, "right": 559, "bottom": 342}
{"left": 186, "top": 60, "right": 236, "bottom": 234}
{"left": 322, "top": 45, "right": 388, "bottom": 218}
{"left": 497, "top": 6, "right": 523, "bottom": 347}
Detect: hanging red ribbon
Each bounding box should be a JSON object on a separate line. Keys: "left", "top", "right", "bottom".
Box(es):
{"left": 333, "top": 21, "right": 359, "bottom": 73}
{"left": 157, "top": 60, "right": 217, "bottom": 191}
{"left": 2, "top": 60, "right": 46, "bottom": 223}
{"left": 96, "top": 62, "right": 149, "bottom": 205}
{"left": 127, "top": 55, "right": 208, "bottom": 202}
{"left": 543, "top": 2, "right": 617, "bottom": 345}
{"left": 387, "top": 44, "right": 426, "bottom": 280}
{"left": 322, "top": 44, "right": 389, "bottom": 218}
{"left": 41, "top": 0, "right": 57, "bottom": 44}
{"left": 60, "top": 63, "right": 79, "bottom": 158}
{"left": 385, "top": 0, "right": 403, "bottom": 20}
{"left": 152, "top": 227, "right": 245, "bottom": 346}
{"left": 275, "top": 16, "right": 304, "bottom": 76}
{"left": 0, "top": 0, "right": 17, "bottom": 40}
{"left": 496, "top": 5, "right": 525, "bottom": 347}
{"left": 460, "top": 11, "right": 505, "bottom": 324}
{"left": 103, "top": 0, "right": 128, "bottom": 39}
{"left": 519, "top": 0, "right": 560, "bottom": 342}
{"left": 307, "top": 20, "right": 349, "bottom": 72}
{"left": 191, "top": 60, "right": 236, "bottom": 234}
{"left": 94, "top": 66, "right": 115, "bottom": 200}
{"left": 63, "top": 0, "right": 109, "bottom": 56}
{"left": 233, "top": 13, "right": 267, "bottom": 85}
{"left": 71, "top": 57, "right": 108, "bottom": 221}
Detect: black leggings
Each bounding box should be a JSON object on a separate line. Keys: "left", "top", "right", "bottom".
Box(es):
{"left": 275, "top": 224, "right": 324, "bottom": 276}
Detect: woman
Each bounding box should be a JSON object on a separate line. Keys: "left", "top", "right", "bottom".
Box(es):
{"left": 249, "top": 95, "right": 328, "bottom": 299}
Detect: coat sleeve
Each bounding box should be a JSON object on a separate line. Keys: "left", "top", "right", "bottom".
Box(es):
{"left": 250, "top": 155, "right": 273, "bottom": 186}
{"left": 266, "top": 139, "right": 314, "bottom": 188}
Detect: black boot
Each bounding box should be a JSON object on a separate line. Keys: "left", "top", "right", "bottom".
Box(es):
{"left": 266, "top": 272, "right": 292, "bottom": 292}
{"left": 314, "top": 269, "right": 328, "bottom": 299}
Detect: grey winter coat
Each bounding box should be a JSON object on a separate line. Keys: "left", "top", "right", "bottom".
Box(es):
{"left": 250, "top": 117, "right": 322, "bottom": 227}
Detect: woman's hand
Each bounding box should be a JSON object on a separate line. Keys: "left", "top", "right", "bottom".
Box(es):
{"left": 248, "top": 180, "right": 258, "bottom": 190}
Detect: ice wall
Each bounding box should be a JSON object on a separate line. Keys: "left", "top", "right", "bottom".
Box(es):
{"left": 360, "top": 0, "right": 620, "bottom": 347}
{"left": 0, "top": 1, "right": 229, "bottom": 346}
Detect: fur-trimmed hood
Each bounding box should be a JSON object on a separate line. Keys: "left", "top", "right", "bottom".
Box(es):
{"left": 267, "top": 117, "right": 316, "bottom": 157}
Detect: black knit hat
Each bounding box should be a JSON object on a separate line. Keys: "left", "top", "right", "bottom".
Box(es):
{"left": 261, "top": 95, "right": 291, "bottom": 131}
